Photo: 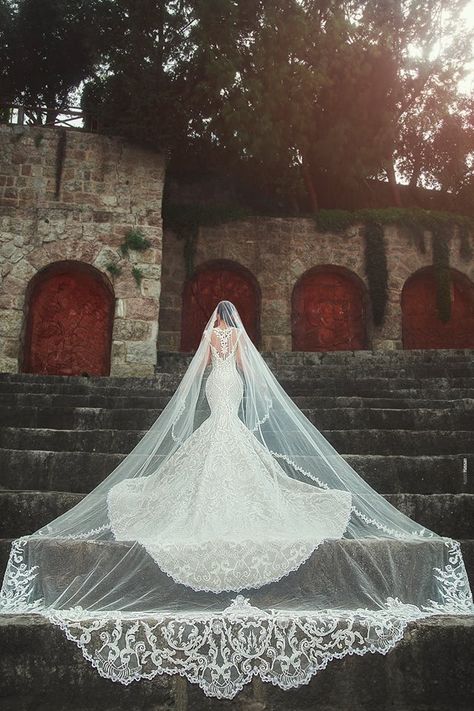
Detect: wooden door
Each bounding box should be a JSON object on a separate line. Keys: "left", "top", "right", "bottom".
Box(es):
{"left": 23, "top": 261, "right": 114, "bottom": 375}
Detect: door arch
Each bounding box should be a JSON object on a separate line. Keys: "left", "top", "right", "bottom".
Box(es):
{"left": 401, "top": 267, "right": 474, "bottom": 349}
{"left": 181, "top": 260, "right": 261, "bottom": 351}
{"left": 292, "top": 265, "right": 368, "bottom": 351}
{"left": 22, "top": 260, "right": 115, "bottom": 375}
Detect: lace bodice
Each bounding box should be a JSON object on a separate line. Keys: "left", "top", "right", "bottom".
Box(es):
{"left": 208, "top": 326, "right": 240, "bottom": 368}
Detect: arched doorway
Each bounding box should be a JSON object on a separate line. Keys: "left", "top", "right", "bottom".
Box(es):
{"left": 292, "top": 265, "right": 368, "bottom": 351}
{"left": 22, "top": 260, "right": 115, "bottom": 376}
{"left": 181, "top": 260, "right": 260, "bottom": 351}
{"left": 401, "top": 267, "right": 474, "bottom": 349}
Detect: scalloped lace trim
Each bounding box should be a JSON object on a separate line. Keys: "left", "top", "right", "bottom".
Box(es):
{"left": 42, "top": 596, "right": 425, "bottom": 698}
{"left": 1, "top": 539, "right": 472, "bottom": 699}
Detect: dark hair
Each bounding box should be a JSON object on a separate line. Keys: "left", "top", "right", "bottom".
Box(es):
{"left": 215, "top": 300, "right": 238, "bottom": 327}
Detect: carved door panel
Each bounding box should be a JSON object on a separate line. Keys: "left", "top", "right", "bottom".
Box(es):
{"left": 292, "top": 268, "right": 367, "bottom": 351}
{"left": 402, "top": 269, "right": 474, "bottom": 349}
{"left": 181, "top": 263, "right": 260, "bottom": 351}
{"left": 23, "top": 262, "right": 114, "bottom": 375}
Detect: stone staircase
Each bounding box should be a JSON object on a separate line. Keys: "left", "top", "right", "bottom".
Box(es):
{"left": 0, "top": 348, "right": 473, "bottom": 710}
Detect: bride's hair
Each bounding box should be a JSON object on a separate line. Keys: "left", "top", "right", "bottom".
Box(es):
{"left": 215, "top": 300, "right": 239, "bottom": 328}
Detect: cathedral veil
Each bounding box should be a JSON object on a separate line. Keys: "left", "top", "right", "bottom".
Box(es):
{"left": 1, "top": 300, "right": 472, "bottom": 699}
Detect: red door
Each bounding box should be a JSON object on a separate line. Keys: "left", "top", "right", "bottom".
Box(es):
{"left": 181, "top": 261, "right": 260, "bottom": 351}
{"left": 292, "top": 267, "right": 368, "bottom": 351}
{"left": 22, "top": 261, "right": 114, "bottom": 375}
{"left": 402, "top": 268, "right": 474, "bottom": 349}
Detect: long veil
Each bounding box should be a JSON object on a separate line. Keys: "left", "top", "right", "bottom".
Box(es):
{"left": 1, "top": 300, "right": 472, "bottom": 699}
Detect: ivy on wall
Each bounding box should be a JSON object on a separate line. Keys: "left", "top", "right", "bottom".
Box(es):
{"left": 163, "top": 203, "right": 252, "bottom": 276}
{"left": 162, "top": 203, "right": 473, "bottom": 324}
{"left": 363, "top": 221, "right": 388, "bottom": 327}
{"left": 105, "top": 228, "right": 150, "bottom": 289}
{"left": 313, "top": 207, "right": 473, "bottom": 325}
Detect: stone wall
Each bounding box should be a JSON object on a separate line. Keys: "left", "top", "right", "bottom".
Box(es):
{"left": 0, "top": 124, "right": 165, "bottom": 375}
{"left": 159, "top": 218, "right": 474, "bottom": 351}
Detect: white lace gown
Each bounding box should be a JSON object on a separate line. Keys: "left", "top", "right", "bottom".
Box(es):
{"left": 107, "top": 327, "right": 352, "bottom": 592}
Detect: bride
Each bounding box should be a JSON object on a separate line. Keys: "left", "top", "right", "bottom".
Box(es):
{"left": 0, "top": 300, "right": 472, "bottom": 699}
{"left": 107, "top": 301, "right": 352, "bottom": 592}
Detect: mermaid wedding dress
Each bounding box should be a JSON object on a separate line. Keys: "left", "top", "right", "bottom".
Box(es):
{"left": 0, "top": 300, "right": 472, "bottom": 699}
{"left": 107, "top": 325, "right": 352, "bottom": 592}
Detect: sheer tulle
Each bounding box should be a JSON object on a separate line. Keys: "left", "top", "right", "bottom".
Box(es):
{"left": 1, "top": 300, "right": 472, "bottom": 699}
{"left": 107, "top": 325, "right": 352, "bottom": 592}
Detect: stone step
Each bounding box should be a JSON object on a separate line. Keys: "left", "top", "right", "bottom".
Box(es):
{"left": 3, "top": 351, "right": 473, "bottom": 380}
{"left": 1, "top": 450, "right": 471, "bottom": 495}
{"left": 0, "top": 613, "right": 473, "bottom": 711}
{"left": 0, "top": 427, "right": 471, "bottom": 456}
{"left": 0, "top": 537, "right": 472, "bottom": 607}
{"left": 2, "top": 375, "right": 474, "bottom": 395}
{"left": 0, "top": 490, "right": 472, "bottom": 540}
{"left": 156, "top": 347, "right": 474, "bottom": 365}
{"left": 0, "top": 536, "right": 472, "bottom": 604}
{"left": 1, "top": 404, "right": 472, "bottom": 431}
{"left": 1, "top": 390, "right": 468, "bottom": 411}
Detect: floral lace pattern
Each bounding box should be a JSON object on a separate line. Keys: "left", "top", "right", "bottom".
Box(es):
{"left": 106, "top": 330, "right": 352, "bottom": 592}
{"left": 42, "top": 595, "right": 431, "bottom": 699}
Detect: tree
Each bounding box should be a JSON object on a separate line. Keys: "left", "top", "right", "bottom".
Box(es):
{"left": 1, "top": 0, "right": 112, "bottom": 122}
{"left": 80, "top": 1, "right": 260, "bottom": 151}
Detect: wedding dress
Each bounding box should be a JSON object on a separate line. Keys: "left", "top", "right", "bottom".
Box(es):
{"left": 107, "top": 325, "right": 352, "bottom": 592}
{"left": 1, "top": 300, "right": 472, "bottom": 700}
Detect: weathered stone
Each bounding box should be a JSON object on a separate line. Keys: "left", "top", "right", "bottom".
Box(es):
{"left": 0, "top": 124, "right": 164, "bottom": 377}
{"left": 92, "top": 246, "right": 121, "bottom": 272}
{"left": 141, "top": 277, "right": 161, "bottom": 299}
{"left": 113, "top": 319, "right": 153, "bottom": 340}
{"left": 0, "top": 311, "right": 23, "bottom": 337}
{"left": 158, "top": 220, "right": 473, "bottom": 353}
{"left": 124, "top": 298, "right": 159, "bottom": 320}
{"left": 126, "top": 340, "right": 157, "bottom": 364}
{"left": 0, "top": 356, "right": 17, "bottom": 372}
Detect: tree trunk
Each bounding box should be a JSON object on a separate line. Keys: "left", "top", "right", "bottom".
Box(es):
{"left": 385, "top": 160, "right": 402, "bottom": 207}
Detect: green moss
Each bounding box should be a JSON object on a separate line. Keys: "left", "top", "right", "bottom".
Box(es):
{"left": 132, "top": 266, "right": 144, "bottom": 286}
{"left": 312, "top": 206, "right": 474, "bottom": 237}
{"left": 105, "top": 262, "right": 122, "bottom": 277}
{"left": 34, "top": 132, "right": 45, "bottom": 148}
{"left": 120, "top": 228, "right": 151, "bottom": 256}
{"left": 163, "top": 203, "right": 253, "bottom": 276}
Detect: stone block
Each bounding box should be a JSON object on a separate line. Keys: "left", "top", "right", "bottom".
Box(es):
{"left": 124, "top": 298, "right": 159, "bottom": 320}
{"left": 141, "top": 278, "right": 161, "bottom": 299}
{"left": 125, "top": 340, "right": 157, "bottom": 365}
{"left": 112, "top": 319, "right": 153, "bottom": 341}
{"left": 92, "top": 246, "right": 121, "bottom": 272}
{"left": 111, "top": 340, "right": 126, "bottom": 361}
{"left": 0, "top": 311, "right": 23, "bottom": 337}
{"left": 110, "top": 361, "right": 155, "bottom": 377}
{"left": 0, "top": 356, "right": 17, "bottom": 372}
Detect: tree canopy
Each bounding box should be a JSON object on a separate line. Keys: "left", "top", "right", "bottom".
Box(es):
{"left": 1, "top": 0, "right": 473, "bottom": 213}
